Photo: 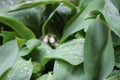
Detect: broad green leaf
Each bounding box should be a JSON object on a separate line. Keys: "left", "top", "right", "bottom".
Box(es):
{"left": 46, "top": 38, "right": 84, "bottom": 65}
{"left": 0, "top": 0, "right": 23, "bottom": 14}
{"left": 20, "top": 39, "right": 41, "bottom": 56}
{"left": 8, "top": 0, "right": 65, "bottom": 12}
{"left": 0, "top": 0, "right": 44, "bottom": 37}
{"left": 77, "top": 0, "right": 94, "bottom": 8}
{"left": 36, "top": 72, "right": 55, "bottom": 80}
{"left": 42, "top": 2, "right": 76, "bottom": 37}
{"left": 84, "top": 18, "right": 114, "bottom": 80}
{"left": 0, "top": 40, "right": 18, "bottom": 76}
{"left": 110, "top": 0, "right": 120, "bottom": 11}
{"left": 23, "top": 39, "right": 52, "bottom": 65}
{"left": 0, "top": 15, "right": 35, "bottom": 40}
{"left": 1, "top": 58, "right": 33, "bottom": 80}
{"left": 61, "top": 18, "right": 94, "bottom": 43}
{"left": 7, "top": 6, "right": 44, "bottom": 37}
{"left": 102, "top": 0, "right": 120, "bottom": 38}
{"left": 53, "top": 60, "right": 86, "bottom": 80}
{"left": 61, "top": 0, "right": 105, "bottom": 43}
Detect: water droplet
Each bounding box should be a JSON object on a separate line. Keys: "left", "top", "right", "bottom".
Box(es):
{"left": 27, "top": 70, "right": 31, "bottom": 75}
{"left": 9, "top": 0, "right": 14, "bottom": 5}
{"left": 7, "top": 75, "right": 11, "bottom": 79}
{"left": 1, "top": 2, "right": 5, "bottom": 5}
{"left": 23, "top": 63, "right": 27, "bottom": 66}
{"left": 79, "top": 38, "right": 85, "bottom": 43}
{"left": 75, "top": 55, "right": 79, "bottom": 59}
{"left": 20, "top": 70, "right": 24, "bottom": 72}
{"left": 24, "top": 67, "right": 28, "bottom": 70}
{"left": 56, "top": 64, "right": 60, "bottom": 69}
{"left": 58, "top": 5, "right": 71, "bottom": 14}
{"left": 26, "top": 1, "right": 32, "bottom": 3}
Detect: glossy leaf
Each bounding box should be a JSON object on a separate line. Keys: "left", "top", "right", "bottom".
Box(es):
{"left": 36, "top": 72, "right": 55, "bottom": 80}
{"left": 102, "top": 0, "right": 120, "bottom": 38}
{"left": 0, "top": 58, "right": 33, "bottom": 80}
{"left": 0, "top": 15, "right": 35, "bottom": 40}
{"left": 22, "top": 39, "right": 53, "bottom": 66}
{"left": 0, "top": 40, "right": 18, "bottom": 76}
{"left": 110, "top": 0, "right": 120, "bottom": 11}
{"left": 46, "top": 38, "right": 84, "bottom": 65}
{"left": 61, "top": 0, "right": 105, "bottom": 42}
{"left": 8, "top": 0, "right": 65, "bottom": 12}
{"left": 19, "top": 39, "right": 41, "bottom": 56}
{"left": 84, "top": 18, "right": 114, "bottom": 80}
{"left": 0, "top": 0, "right": 23, "bottom": 13}
{"left": 53, "top": 60, "right": 86, "bottom": 80}
{"left": 42, "top": 2, "right": 77, "bottom": 36}
{"left": 7, "top": 6, "right": 44, "bottom": 37}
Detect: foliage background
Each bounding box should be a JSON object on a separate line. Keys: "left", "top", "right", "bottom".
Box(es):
{"left": 0, "top": 0, "right": 120, "bottom": 80}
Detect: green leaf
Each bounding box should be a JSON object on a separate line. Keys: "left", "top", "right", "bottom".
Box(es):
{"left": 0, "top": 15, "right": 35, "bottom": 40}
{"left": 84, "top": 18, "right": 115, "bottom": 80}
{"left": 1, "top": 31, "right": 16, "bottom": 43}
{"left": 22, "top": 39, "right": 52, "bottom": 65}
{"left": 1, "top": 58, "right": 33, "bottom": 80}
{"left": 0, "top": 40, "right": 18, "bottom": 76}
{"left": 61, "top": 0, "right": 105, "bottom": 43}
{"left": 77, "top": 0, "right": 94, "bottom": 8}
{"left": 110, "top": 0, "right": 120, "bottom": 11}
{"left": 8, "top": 0, "right": 65, "bottom": 12}
{"left": 0, "top": 0, "right": 23, "bottom": 14}
{"left": 102, "top": 0, "right": 120, "bottom": 38}
{"left": 32, "top": 62, "right": 42, "bottom": 74}
{"left": 36, "top": 72, "right": 55, "bottom": 80}
{"left": 42, "top": 2, "right": 76, "bottom": 38}
{"left": 46, "top": 38, "right": 84, "bottom": 65}
{"left": 53, "top": 60, "right": 86, "bottom": 80}
{"left": 7, "top": 6, "right": 44, "bottom": 37}
{"left": 16, "top": 37, "right": 25, "bottom": 49}
{"left": 19, "top": 39, "right": 41, "bottom": 56}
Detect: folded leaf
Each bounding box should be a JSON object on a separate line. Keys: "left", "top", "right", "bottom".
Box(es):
{"left": 0, "top": 58, "right": 33, "bottom": 80}
{"left": 0, "top": 15, "right": 35, "bottom": 40}
{"left": 84, "top": 18, "right": 115, "bottom": 80}
{"left": 61, "top": 0, "right": 105, "bottom": 43}
{"left": 46, "top": 38, "right": 84, "bottom": 65}
{"left": 102, "top": 0, "right": 120, "bottom": 38}
{"left": 53, "top": 60, "right": 86, "bottom": 80}
{"left": 8, "top": 0, "right": 65, "bottom": 12}
{"left": 0, "top": 40, "right": 18, "bottom": 76}
{"left": 36, "top": 72, "right": 55, "bottom": 80}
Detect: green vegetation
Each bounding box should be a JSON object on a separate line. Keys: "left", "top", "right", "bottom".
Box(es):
{"left": 0, "top": 0, "right": 120, "bottom": 80}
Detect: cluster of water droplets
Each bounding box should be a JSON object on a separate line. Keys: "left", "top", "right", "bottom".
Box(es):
{"left": 55, "top": 63, "right": 60, "bottom": 69}
{"left": 57, "top": 4, "right": 71, "bottom": 14}
{"left": 103, "top": 0, "right": 119, "bottom": 17}
{"left": 20, "top": 63, "right": 32, "bottom": 80}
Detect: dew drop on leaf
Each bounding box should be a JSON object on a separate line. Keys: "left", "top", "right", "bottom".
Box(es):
{"left": 24, "top": 67, "right": 28, "bottom": 70}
